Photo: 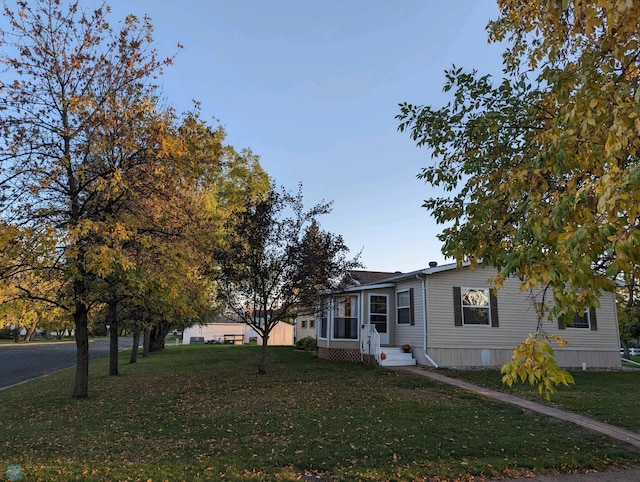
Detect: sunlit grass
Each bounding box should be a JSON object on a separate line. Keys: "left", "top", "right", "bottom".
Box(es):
{"left": 0, "top": 345, "right": 638, "bottom": 481}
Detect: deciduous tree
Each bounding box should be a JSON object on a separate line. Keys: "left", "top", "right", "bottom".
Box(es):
{"left": 397, "top": 0, "right": 640, "bottom": 396}
{"left": 617, "top": 271, "right": 640, "bottom": 359}
{"left": 0, "top": 0, "right": 175, "bottom": 397}
{"left": 216, "top": 185, "right": 360, "bottom": 374}
{"left": 101, "top": 110, "right": 270, "bottom": 368}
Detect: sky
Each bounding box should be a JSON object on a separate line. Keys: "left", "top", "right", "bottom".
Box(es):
{"left": 109, "top": 0, "right": 506, "bottom": 273}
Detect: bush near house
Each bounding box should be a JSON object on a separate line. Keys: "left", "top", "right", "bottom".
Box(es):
{"left": 295, "top": 336, "right": 317, "bottom": 351}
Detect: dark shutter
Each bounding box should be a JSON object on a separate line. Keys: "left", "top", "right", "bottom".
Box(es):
{"left": 409, "top": 288, "right": 415, "bottom": 326}
{"left": 589, "top": 307, "right": 597, "bottom": 331}
{"left": 490, "top": 290, "right": 499, "bottom": 327}
{"left": 453, "top": 286, "right": 462, "bottom": 326}
{"left": 558, "top": 315, "right": 566, "bottom": 330}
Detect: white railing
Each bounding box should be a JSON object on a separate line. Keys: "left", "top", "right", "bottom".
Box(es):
{"left": 361, "top": 324, "right": 381, "bottom": 364}
{"left": 620, "top": 348, "right": 640, "bottom": 356}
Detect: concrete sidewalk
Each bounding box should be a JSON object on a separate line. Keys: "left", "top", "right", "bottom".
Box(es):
{"left": 394, "top": 366, "right": 640, "bottom": 481}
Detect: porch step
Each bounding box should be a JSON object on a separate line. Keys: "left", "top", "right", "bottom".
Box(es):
{"left": 379, "top": 347, "right": 416, "bottom": 367}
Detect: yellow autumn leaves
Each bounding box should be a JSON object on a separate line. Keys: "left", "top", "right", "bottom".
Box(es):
{"left": 501, "top": 333, "right": 575, "bottom": 401}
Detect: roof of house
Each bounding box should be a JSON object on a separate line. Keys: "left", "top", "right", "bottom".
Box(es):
{"left": 369, "top": 261, "right": 465, "bottom": 284}
{"left": 334, "top": 262, "right": 471, "bottom": 293}
{"left": 347, "top": 270, "right": 401, "bottom": 286}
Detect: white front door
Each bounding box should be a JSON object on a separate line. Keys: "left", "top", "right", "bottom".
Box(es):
{"left": 369, "top": 294, "right": 389, "bottom": 345}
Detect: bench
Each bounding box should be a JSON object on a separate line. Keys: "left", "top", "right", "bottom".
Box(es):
{"left": 223, "top": 334, "right": 244, "bottom": 345}
{"left": 190, "top": 336, "right": 205, "bottom": 345}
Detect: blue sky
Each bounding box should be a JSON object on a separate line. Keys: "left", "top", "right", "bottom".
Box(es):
{"left": 111, "top": 1, "right": 505, "bottom": 272}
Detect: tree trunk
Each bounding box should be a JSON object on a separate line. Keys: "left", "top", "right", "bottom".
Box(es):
{"left": 108, "top": 299, "right": 118, "bottom": 376}
{"left": 130, "top": 327, "right": 140, "bottom": 364}
{"left": 25, "top": 317, "right": 38, "bottom": 341}
{"left": 143, "top": 327, "right": 151, "bottom": 358}
{"left": 258, "top": 334, "right": 269, "bottom": 374}
{"left": 622, "top": 338, "right": 631, "bottom": 359}
{"left": 149, "top": 324, "right": 170, "bottom": 352}
{"left": 72, "top": 300, "right": 90, "bottom": 399}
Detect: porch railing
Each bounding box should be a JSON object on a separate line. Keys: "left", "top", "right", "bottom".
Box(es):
{"left": 361, "top": 324, "right": 381, "bottom": 364}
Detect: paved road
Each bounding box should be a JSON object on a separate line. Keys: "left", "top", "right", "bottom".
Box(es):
{"left": 0, "top": 338, "right": 139, "bottom": 389}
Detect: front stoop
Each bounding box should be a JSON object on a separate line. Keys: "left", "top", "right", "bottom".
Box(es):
{"left": 379, "top": 347, "right": 416, "bottom": 367}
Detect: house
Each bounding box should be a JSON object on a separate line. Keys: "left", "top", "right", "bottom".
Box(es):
{"left": 316, "top": 262, "right": 621, "bottom": 369}
{"left": 183, "top": 322, "right": 248, "bottom": 344}
{"left": 294, "top": 273, "right": 399, "bottom": 343}
{"left": 294, "top": 312, "right": 317, "bottom": 341}
{"left": 183, "top": 311, "right": 294, "bottom": 346}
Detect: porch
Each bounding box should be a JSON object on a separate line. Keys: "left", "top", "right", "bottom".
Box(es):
{"left": 361, "top": 325, "right": 416, "bottom": 367}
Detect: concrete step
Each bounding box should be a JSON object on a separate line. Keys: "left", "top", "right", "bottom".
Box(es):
{"left": 379, "top": 347, "right": 416, "bottom": 367}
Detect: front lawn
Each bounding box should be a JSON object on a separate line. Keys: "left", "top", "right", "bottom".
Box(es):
{"left": 441, "top": 366, "right": 640, "bottom": 433}
{"left": 0, "top": 345, "right": 639, "bottom": 481}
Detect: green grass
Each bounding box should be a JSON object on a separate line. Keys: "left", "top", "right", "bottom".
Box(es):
{"left": 1, "top": 346, "right": 639, "bottom": 481}
{"left": 622, "top": 355, "right": 640, "bottom": 368}
{"left": 441, "top": 367, "right": 640, "bottom": 432}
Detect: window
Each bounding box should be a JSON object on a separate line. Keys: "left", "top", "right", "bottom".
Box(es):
{"left": 559, "top": 308, "right": 597, "bottom": 330}
{"left": 333, "top": 295, "right": 358, "bottom": 339}
{"left": 310, "top": 319, "right": 315, "bottom": 329}
{"left": 301, "top": 320, "right": 307, "bottom": 328}
{"left": 453, "top": 287, "right": 499, "bottom": 327}
{"left": 569, "top": 312, "right": 589, "bottom": 329}
{"left": 462, "top": 288, "right": 490, "bottom": 325}
{"left": 370, "top": 295, "right": 388, "bottom": 334}
{"left": 396, "top": 289, "right": 414, "bottom": 325}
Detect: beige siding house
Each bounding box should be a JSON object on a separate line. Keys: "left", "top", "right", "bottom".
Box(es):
{"left": 316, "top": 263, "right": 621, "bottom": 369}
{"left": 183, "top": 320, "right": 294, "bottom": 346}
{"left": 294, "top": 313, "right": 317, "bottom": 341}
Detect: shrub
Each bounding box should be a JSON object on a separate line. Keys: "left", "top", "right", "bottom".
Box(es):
{"left": 296, "top": 336, "right": 317, "bottom": 351}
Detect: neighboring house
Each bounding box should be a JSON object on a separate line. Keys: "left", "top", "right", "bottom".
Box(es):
{"left": 183, "top": 312, "right": 295, "bottom": 346}
{"left": 294, "top": 313, "right": 317, "bottom": 341}
{"left": 316, "top": 262, "right": 621, "bottom": 369}
{"left": 183, "top": 322, "right": 248, "bottom": 344}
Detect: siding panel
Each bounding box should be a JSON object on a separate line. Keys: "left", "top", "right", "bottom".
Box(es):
{"left": 425, "top": 265, "right": 620, "bottom": 368}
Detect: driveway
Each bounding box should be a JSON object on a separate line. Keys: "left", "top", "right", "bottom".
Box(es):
{"left": 0, "top": 337, "right": 139, "bottom": 389}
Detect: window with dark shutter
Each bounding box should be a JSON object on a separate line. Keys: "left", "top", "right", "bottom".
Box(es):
{"left": 558, "top": 308, "right": 597, "bottom": 330}
{"left": 454, "top": 286, "right": 497, "bottom": 327}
